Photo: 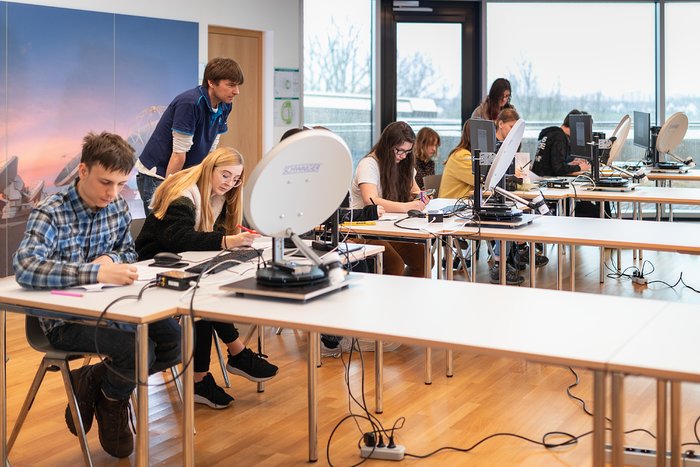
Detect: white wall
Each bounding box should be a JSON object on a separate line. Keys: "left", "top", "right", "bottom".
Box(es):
{"left": 6, "top": 0, "right": 302, "bottom": 147}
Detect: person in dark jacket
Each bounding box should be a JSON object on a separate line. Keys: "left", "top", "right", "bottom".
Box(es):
{"left": 531, "top": 109, "right": 591, "bottom": 177}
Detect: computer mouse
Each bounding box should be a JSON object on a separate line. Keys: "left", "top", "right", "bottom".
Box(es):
{"left": 407, "top": 209, "right": 425, "bottom": 218}
{"left": 152, "top": 252, "right": 182, "bottom": 266}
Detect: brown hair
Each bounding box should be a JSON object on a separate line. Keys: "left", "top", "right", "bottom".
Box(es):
{"left": 81, "top": 131, "right": 135, "bottom": 174}
{"left": 484, "top": 78, "right": 512, "bottom": 121}
{"left": 414, "top": 127, "right": 441, "bottom": 163}
{"left": 445, "top": 120, "right": 472, "bottom": 164}
{"left": 202, "top": 57, "right": 244, "bottom": 88}
{"left": 366, "top": 121, "right": 416, "bottom": 202}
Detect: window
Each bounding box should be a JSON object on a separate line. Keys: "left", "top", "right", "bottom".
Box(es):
{"left": 486, "top": 2, "right": 655, "bottom": 162}
{"left": 303, "top": 0, "right": 374, "bottom": 166}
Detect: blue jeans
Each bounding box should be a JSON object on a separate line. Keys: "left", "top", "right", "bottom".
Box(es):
{"left": 47, "top": 318, "right": 181, "bottom": 400}
{"left": 136, "top": 172, "right": 163, "bottom": 216}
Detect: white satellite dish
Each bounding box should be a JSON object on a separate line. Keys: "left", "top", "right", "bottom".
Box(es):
{"left": 656, "top": 112, "right": 688, "bottom": 155}
{"left": 607, "top": 114, "right": 631, "bottom": 164}
{"left": 483, "top": 119, "right": 526, "bottom": 191}
{"left": 243, "top": 129, "right": 353, "bottom": 238}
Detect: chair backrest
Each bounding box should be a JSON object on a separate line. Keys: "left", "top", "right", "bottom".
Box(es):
{"left": 130, "top": 217, "right": 145, "bottom": 240}
{"left": 25, "top": 315, "right": 54, "bottom": 353}
{"left": 423, "top": 174, "right": 442, "bottom": 197}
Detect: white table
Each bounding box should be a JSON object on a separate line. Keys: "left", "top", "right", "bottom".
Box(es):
{"left": 189, "top": 273, "right": 670, "bottom": 466}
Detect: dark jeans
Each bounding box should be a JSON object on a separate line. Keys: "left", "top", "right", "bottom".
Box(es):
{"left": 136, "top": 172, "right": 163, "bottom": 216}
{"left": 48, "top": 318, "right": 181, "bottom": 400}
{"left": 194, "top": 320, "right": 239, "bottom": 373}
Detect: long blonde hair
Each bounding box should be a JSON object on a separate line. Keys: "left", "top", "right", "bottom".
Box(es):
{"left": 150, "top": 147, "right": 244, "bottom": 234}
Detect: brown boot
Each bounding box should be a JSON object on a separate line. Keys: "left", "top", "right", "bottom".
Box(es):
{"left": 65, "top": 362, "right": 106, "bottom": 436}
{"left": 94, "top": 391, "right": 133, "bottom": 458}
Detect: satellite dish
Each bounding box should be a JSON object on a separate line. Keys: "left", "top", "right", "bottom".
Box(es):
{"left": 0, "top": 156, "right": 18, "bottom": 192}
{"left": 656, "top": 112, "right": 688, "bottom": 155}
{"left": 243, "top": 129, "right": 353, "bottom": 238}
{"left": 483, "top": 119, "right": 526, "bottom": 191}
{"left": 607, "top": 114, "right": 631, "bottom": 163}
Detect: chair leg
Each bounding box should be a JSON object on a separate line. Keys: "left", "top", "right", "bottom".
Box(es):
{"left": 58, "top": 360, "right": 94, "bottom": 467}
{"left": 275, "top": 327, "right": 284, "bottom": 335}
{"left": 170, "top": 365, "right": 184, "bottom": 402}
{"left": 8, "top": 360, "right": 51, "bottom": 453}
{"left": 212, "top": 330, "right": 231, "bottom": 388}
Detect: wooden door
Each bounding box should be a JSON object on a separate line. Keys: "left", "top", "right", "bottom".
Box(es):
{"left": 208, "top": 26, "right": 263, "bottom": 177}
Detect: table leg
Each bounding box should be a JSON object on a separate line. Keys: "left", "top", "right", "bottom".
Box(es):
{"left": 593, "top": 370, "right": 606, "bottom": 467}
{"left": 671, "top": 381, "right": 681, "bottom": 467}
{"left": 529, "top": 241, "right": 536, "bottom": 288}
{"left": 446, "top": 237, "right": 454, "bottom": 377}
{"left": 611, "top": 373, "right": 624, "bottom": 467}
{"left": 616, "top": 202, "right": 622, "bottom": 274}
{"left": 445, "top": 236, "right": 453, "bottom": 281}
{"left": 499, "top": 240, "right": 506, "bottom": 286}
{"left": 308, "top": 331, "right": 318, "bottom": 462}
{"left": 569, "top": 244, "right": 576, "bottom": 291}
{"left": 136, "top": 323, "right": 150, "bottom": 467}
{"left": 657, "top": 379, "right": 667, "bottom": 467}
{"left": 424, "top": 348, "right": 432, "bottom": 385}
{"left": 181, "top": 315, "right": 195, "bottom": 467}
{"left": 638, "top": 203, "right": 644, "bottom": 262}
{"left": 470, "top": 239, "right": 477, "bottom": 283}
{"left": 375, "top": 340, "right": 383, "bottom": 414}
{"left": 436, "top": 238, "right": 442, "bottom": 280}
{"left": 599, "top": 202, "right": 605, "bottom": 284}
{"left": 315, "top": 333, "right": 321, "bottom": 369}
{"left": 257, "top": 325, "right": 266, "bottom": 392}
{"left": 557, "top": 244, "right": 563, "bottom": 291}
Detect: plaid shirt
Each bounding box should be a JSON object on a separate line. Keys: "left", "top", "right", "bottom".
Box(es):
{"left": 13, "top": 181, "right": 137, "bottom": 333}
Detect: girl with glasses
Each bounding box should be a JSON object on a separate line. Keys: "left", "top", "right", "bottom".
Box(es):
{"left": 350, "top": 121, "right": 430, "bottom": 277}
{"left": 136, "top": 147, "right": 278, "bottom": 409}
{"left": 471, "top": 78, "right": 514, "bottom": 122}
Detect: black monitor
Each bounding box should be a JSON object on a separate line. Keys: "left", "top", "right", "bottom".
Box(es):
{"left": 569, "top": 114, "right": 593, "bottom": 158}
{"left": 469, "top": 118, "right": 496, "bottom": 153}
{"left": 633, "top": 111, "right": 651, "bottom": 149}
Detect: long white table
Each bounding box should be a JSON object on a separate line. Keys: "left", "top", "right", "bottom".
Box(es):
{"left": 188, "top": 272, "right": 673, "bottom": 466}
{"left": 0, "top": 277, "right": 182, "bottom": 467}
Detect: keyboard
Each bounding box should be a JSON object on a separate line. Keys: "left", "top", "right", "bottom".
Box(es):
{"left": 185, "top": 248, "right": 262, "bottom": 275}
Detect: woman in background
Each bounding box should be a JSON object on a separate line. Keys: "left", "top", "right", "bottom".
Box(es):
{"left": 472, "top": 78, "right": 513, "bottom": 121}
{"left": 413, "top": 127, "right": 440, "bottom": 190}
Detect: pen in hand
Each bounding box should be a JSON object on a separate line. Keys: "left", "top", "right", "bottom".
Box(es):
{"left": 236, "top": 224, "right": 258, "bottom": 234}
{"left": 369, "top": 197, "right": 377, "bottom": 206}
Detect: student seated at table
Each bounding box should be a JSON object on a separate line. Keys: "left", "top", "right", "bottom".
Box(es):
{"left": 414, "top": 126, "right": 440, "bottom": 190}
{"left": 531, "top": 109, "right": 608, "bottom": 218}
{"left": 350, "top": 121, "right": 428, "bottom": 277}
{"left": 136, "top": 147, "right": 278, "bottom": 409}
{"left": 13, "top": 132, "right": 182, "bottom": 458}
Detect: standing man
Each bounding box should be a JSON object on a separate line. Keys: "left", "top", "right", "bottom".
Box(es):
{"left": 136, "top": 57, "right": 244, "bottom": 214}
{"left": 14, "top": 131, "right": 181, "bottom": 458}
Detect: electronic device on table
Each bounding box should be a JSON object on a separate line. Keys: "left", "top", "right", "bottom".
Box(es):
{"left": 185, "top": 248, "right": 262, "bottom": 275}
{"left": 570, "top": 114, "right": 638, "bottom": 191}
{"left": 220, "top": 129, "right": 355, "bottom": 301}
{"left": 634, "top": 110, "right": 693, "bottom": 173}
{"left": 468, "top": 118, "right": 546, "bottom": 228}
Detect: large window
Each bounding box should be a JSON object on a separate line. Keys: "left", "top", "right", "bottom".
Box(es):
{"left": 487, "top": 2, "right": 655, "bottom": 161}
{"left": 303, "top": 0, "right": 374, "bottom": 166}
{"left": 666, "top": 3, "right": 700, "bottom": 167}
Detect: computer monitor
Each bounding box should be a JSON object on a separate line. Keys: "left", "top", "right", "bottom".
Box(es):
{"left": 469, "top": 118, "right": 497, "bottom": 153}
{"left": 569, "top": 114, "right": 593, "bottom": 158}
{"left": 633, "top": 111, "right": 651, "bottom": 149}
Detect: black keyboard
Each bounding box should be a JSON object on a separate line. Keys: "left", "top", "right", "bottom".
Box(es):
{"left": 185, "top": 248, "right": 262, "bottom": 275}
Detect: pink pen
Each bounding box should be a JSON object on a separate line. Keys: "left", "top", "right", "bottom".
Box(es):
{"left": 51, "top": 290, "right": 83, "bottom": 298}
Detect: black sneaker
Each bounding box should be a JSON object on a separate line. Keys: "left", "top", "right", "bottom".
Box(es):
{"left": 227, "top": 348, "right": 279, "bottom": 382}
{"left": 194, "top": 373, "right": 234, "bottom": 409}
{"left": 489, "top": 262, "right": 524, "bottom": 285}
{"left": 94, "top": 391, "right": 133, "bottom": 458}
{"left": 512, "top": 245, "right": 549, "bottom": 269}
{"left": 65, "top": 362, "right": 106, "bottom": 436}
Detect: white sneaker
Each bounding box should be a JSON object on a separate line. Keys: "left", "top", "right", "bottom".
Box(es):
{"left": 340, "top": 338, "right": 401, "bottom": 353}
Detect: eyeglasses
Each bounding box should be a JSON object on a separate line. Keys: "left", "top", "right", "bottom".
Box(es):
{"left": 394, "top": 147, "right": 413, "bottom": 156}
{"left": 216, "top": 167, "right": 243, "bottom": 187}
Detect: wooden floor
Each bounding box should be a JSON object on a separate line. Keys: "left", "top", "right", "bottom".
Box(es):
{"left": 5, "top": 245, "right": 700, "bottom": 466}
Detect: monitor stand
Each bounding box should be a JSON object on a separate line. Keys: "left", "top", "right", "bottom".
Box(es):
{"left": 220, "top": 275, "right": 356, "bottom": 301}
{"left": 590, "top": 136, "right": 634, "bottom": 191}
{"left": 472, "top": 149, "right": 524, "bottom": 223}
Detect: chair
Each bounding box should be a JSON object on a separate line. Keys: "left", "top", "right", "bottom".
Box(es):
{"left": 8, "top": 316, "right": 96, "bottom": 466}
{"left": 422, "top": 174, "right": 442, "bottom": 197}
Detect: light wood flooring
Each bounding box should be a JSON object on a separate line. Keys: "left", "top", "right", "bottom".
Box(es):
{"left": 5, "top": 245, "right": 700, "bottom": 466}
